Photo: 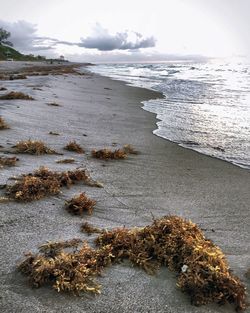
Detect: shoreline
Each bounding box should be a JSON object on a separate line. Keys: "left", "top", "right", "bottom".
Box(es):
{"left": 0, "top": 62, "right": 249, "bottom": 313}
{"left": 87, "top": 65, "right": 250, "bottom": 171}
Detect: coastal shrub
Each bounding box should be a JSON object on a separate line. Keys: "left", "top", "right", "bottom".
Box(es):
{"left": 91, "top": 148, "right": 127, "bottom": 160}
{"left": 0, "top": 116, "right": 9, "bottom": 129}
{"left": 65, "top": 192, "right": 96, "bottom": 215}
{"left": 13, "top": 140, "right": 59, "bottom": 155}
{"left": 64, "top": 141, "right": 84, "bottom": 154}
{"left": 0, "top": 91, "right": 34, "bottom": 100}
{"left": 18, "top": 216, "right": 246, "bottom": 311}
{"left": 6, "top": 167, "right": 103, "bottom": 201}
{"left": 0, "top": 156, "right": 18, "bottom": 168}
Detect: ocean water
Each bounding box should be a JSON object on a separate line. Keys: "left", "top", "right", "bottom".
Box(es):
{"left": 88, "top": 60, "right": 250, "bottom": 169}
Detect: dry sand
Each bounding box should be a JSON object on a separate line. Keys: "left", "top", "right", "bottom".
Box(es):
{"left": 0, "top": 61, "right": 249, "bottom": 313}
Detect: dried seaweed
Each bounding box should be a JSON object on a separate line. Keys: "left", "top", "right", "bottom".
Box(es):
{"left": 49, "top": 131, "right": 60, "bottom": 136}
{"left": 6, "top": 167, "right": 103, "bottom": 201}
{"left": 0, "top": 87, "right": 7, "bottom": 91}
{"left": 64, "top": 141, "right": 84, "bottom": 154}
{"left": 81, "top": 222, "right": 102, "bottom": 235}
{"left": 0, "top": 91, "right": 34, "bottom": 100}
{"left": 47, "top": 102, "right": 61, "bottom": 107}
{"left": 18, "top": 216, "right": 246, "bottom": 311}
{"left": 0, "top": 117, "right": 9, "bottom": 129}
{"left": 123, "top": 144, "right": 139, "bottom": 155}
{"left": 0, "top": 156, "right": 18, "bottom": 168}
{"left": 91, "top": 148, "right": 127, "bottom": 160}
{"left": 9, "top": 74, "right": 27, "bottom": 80}
{"left": 96, "top": 216, "right": 247, "bottom": 311}
{"left": 65, "top": 193, "right": 96, "bottom": 215}
{"left": 56, "top": 158, "right": 75, "bottom": 164}
{"left": 13, "top": 140, "right": 59, "bottom": 155}
{"left": 18, "top": 240, "right": 114, "bottom": 293}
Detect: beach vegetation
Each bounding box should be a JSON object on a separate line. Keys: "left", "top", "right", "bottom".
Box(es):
{"left": 0, "top": 156, "right": 18, "bottom": 168}
{"left": 13, "top": 140, "right": 59, "bottom": 155}
{"left": 64, "top": 141, "right": 84, "bottom": 154}
{"left": 0, "top": 91, "right": 34, "bottom": 100}
{"left": 46, "top": 102, "right": 61, "bottom": 107}
{"left": 81, "top": 222, "right": 102, "bottom": 235}
{"left": 56, "top": 158, "right": 75, "bottom": 164}
{"left": 6, "top": 166, "right": 103, "bottom": 202}
{"left": 123, "top": 144, "right": 138, "bottom": 155}
{"left": 65, "top": 192, "right": 96, "bottom": 215}
{"left": 18, "top": 215, "right": 246, "bottom": 311}
{"left": 49, "top": 131, "right": 60, "bottom": 136}
{"left": 91, "top": 148, "right": 127, "bottom": 160}
{"left": 0, "top": 116, "right": 10, "bottom": 129}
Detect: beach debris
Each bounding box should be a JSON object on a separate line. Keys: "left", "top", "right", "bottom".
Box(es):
{"left": 13, "top": 140, "right": 60, "bottom": 155}
{"left": 18, "top": 240, "right": 114, "bottom": 294}
{"left": 0, "top": 87, "right": 7, "bottom": 91}
{"left": 91, "top": 148, "right": 127, "bottom": 160}
{"left": 123, "top": 144, "right": 139, "bottom": 155}
{"left": 49, "top": 131, "right": 60, "bottom": 136}
{"left": 0, "top": 91, "right": 34, "bottom": 100}
{"left": 9, "top": 74, "right": 27, "bottom": 80}
{"left": 46, "top": 102, "right": 61, "bottom": 107}
{"left": 0, "top": 156, "right": 18, "bottom": 168}
{"left": 18, "top": 216, "right": 246, "bottom": 311}
{"left": 56, "top": 158, "right": 75, "bottom": 164}
{"left": 32, "top": 87, "right": 43, "bottom": 91}
{"left": 65, "top": 192, "right": 96, "bottom": 215}
{"left": 96, "top": 216, "right": 246, "bottom": 311}
{"left": 81, "top": 222, "right": 102, "bottom": 235}
{"left": 6, "top": 166, "right": 103, "bottom": 202}
{"left": 0, "top": 117, "right": 10, "bottom": 129}
{"left": 64, "top": 141, "right": 84, "bottom": 154}
{"left": 104, "top": 87, "right": 112, "bottom": 90}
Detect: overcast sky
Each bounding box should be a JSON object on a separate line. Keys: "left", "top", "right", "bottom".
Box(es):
{"left": 0, "top": 0, "right": 249, "bottom": 62}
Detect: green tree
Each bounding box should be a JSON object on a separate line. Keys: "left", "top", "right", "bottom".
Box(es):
{"left": 0, "top": 28, "right": 13, "bottom": 46}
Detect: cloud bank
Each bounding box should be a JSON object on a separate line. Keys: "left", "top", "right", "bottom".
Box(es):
{"left": 78, "top": 23, "right": 156, "bottom": 51}
{"left": 0, "top": 20, "right": 156, "bottom": 54}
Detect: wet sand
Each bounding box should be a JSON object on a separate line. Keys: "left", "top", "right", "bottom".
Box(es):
{"left": 0, "top": 62, "right": 249, "bottom": 313}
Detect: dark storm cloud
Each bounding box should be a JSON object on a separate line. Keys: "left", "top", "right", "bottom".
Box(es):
{"left": 78, "top": 24, "right": 156, "bottom": 51}
{"left": 0, "top": 20, "right": 155, "bottom": 53}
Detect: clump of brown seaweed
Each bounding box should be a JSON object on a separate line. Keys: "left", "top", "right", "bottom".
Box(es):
{"left": 18, "top": 216, "right": 247, "bottom": 311}
{"left": 81, "top": 222, "right": 102, "bottom": 235}
{"left": 0, "top": 91, "right": 34, "bottom": 100}
{"left": 13, "top": 140, "right": 59, "bottom": 155}
{"left": 49, "top": 131, "right": 60, "bottom": 136}
{"left": 56, "top": 158, "right": 75, "bottom": 164}
{"left": 18, "top": 239, "right": 114, "bottom": 293}
{"left": 123, "top": 144, "right": 138, "bottom": 155}
{"left": 65, "top": 193, "right": 96, "bottom": 215}
{"left": 47, "top": 102, "right": 61, "bottom": 107}
{"left": 64, "top": 141, "right": 84, "bottom": 154}
{"left": 0, "top": 156, "right": 18, "bottom": 168}
{"left": 6, "top": 167, "right": 103, "bottom": 201}
{"left": 0, "top": 117, "right": 9, "bottom": 129}
{"left": 91, "top": 148, "right": 127, "bottom": 160}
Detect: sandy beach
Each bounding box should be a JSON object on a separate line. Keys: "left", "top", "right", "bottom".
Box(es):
{"left": 0, "top": 61, "right": 249, "bottom": 313}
